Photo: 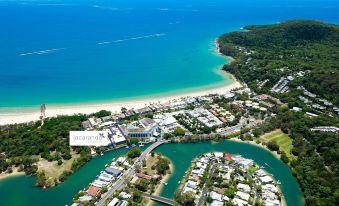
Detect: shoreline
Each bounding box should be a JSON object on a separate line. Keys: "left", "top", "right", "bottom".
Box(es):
{"left": 0, "top": 38, "right": 241, "bottom": 126}
{"left": 153, "top": 158, "right": 173, "bottom": 197}
{"left": 0, "top": 76, "right": 242, "bottom": 126}
{"left": 147, "top": 156, "right": 173, "bottom": 206}
{"left": 0, "top": 168, "right": 25, "bottom": 181}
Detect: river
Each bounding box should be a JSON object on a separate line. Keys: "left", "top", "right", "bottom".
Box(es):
{"left": 153, "top": 141, "right": 304, "bottom": 206}
{"left": 0, "top": 140, "right": 304, "bottom": 206}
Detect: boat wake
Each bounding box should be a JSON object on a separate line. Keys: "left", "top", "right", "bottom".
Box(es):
{"left": 20, "top": 48, "right": 66, "bottom": 56}
{"left": 98, "top": 33, "right": 166, "bottom": 45}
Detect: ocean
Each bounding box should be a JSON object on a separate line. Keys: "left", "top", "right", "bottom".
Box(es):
{"left": 0, "top": 0, "right": 338, "bottom": 108}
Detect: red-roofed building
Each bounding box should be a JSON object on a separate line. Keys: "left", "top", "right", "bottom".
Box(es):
{"left": 136, "top": 172, "right": 152, "bottom": 180}
{"left": 224, "top": 153, "right": 233, "bottom": 161}
{"left": 87, "top": 186, "right": 101, "bottom": 197}
{"left": 193, "top": 175, "right": 200, "bottom": 182}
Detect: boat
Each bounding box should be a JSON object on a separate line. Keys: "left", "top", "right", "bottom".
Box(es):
{"left": 164, "top": 182, "right": 168, "bottom": 185}
{"left": 178, "top": 181, "right": 181, "bottom": 184}
{"left": 277, "top": 181, "right": 281, "bottom": 185}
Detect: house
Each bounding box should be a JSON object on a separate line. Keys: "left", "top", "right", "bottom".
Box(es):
{"left": 262, "top": 184, "right": 279, "bottom": 193}
{"left": 224, "top": 153, "right": 233, "bottom": 161}
{"left": 186, "top": 180, "right": 198, "bottom": 189}
{"left": 107, "top": 198, "right": 120, "bottom": 206}
{"left": 265, "top": 199, "right": 280, "bottom": 206}
{"left": 311, "top": 126, "right": 339, "bottom": 133}
{"left": 237, "top": 183, "right": 251, "bottom": 193}
{"left": 232, "top": 197, "right": 248, "bottom": 206}
{"left": 117, "top": 200, "right": 128, "bottom": 206}
{"left": 211, "top": 200, "right": 224, "bottom": 206}
{"left": 236, "top": 191, "right": 250, "bottom": 201}
{"left": 78, "top": 195, "right": 92, "bottom": 202}
{"left": 87, "top": 186, "right": 101, "bottom": 197}
{"left": 182, "top": 185, "right": 197, "bottom": 194}
{"left": 119, "top": 192, "right": 132, "bottom": 200}
{"left": 136, "top": 172, "right": 152, "bottom": 180}
{"left": 210, "top": 191, "right": 223, "bottom": 201}
{"left": 105, "top": 167, "right": 122, "bottom": 177}
{"left": 259, "top": 175, "right": 273, "bottom": 184}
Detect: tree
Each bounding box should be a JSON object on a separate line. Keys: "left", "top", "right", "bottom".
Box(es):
{"left": 176, "top": 191, "right": 195, "bottom": 206}
{"left": 132, "top": 189, "right": 143, "bottom": 203}
{"left": 155, "top": 157, "right": 170, "bottom": 175}
{"left": 173, "top": 128, "right": 185, "bottom": 136}
{"left": 121, "top": 107, "right": 127, "bottom": 114}
{"left": 135, "top": 179, "right": 149, "bottom": 192}
{"left": 129, "top": 138, "right": 140, "bottom": 145}
{"left": 280, "top": 151, "right": 289, "bottom": 163}
{"left": 93, "top": 110, "right": 111, "bottom": 118}
{"left": 267, "top": 140, "right": 280, "bottom": 151}
{"left": 127, "top": 148, "right": 142, "bottom": 159}
{"left": 36, "top": 171, "right": 47, "bottom": 187}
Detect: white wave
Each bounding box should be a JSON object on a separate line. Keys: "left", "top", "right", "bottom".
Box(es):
{"left": 98, "top": 33, "right": 166, "bottom": 45}
{"left": 20, "top": 48, "right": 66, "bottom": 56}
{"left": 93, "top": 5, "right": 133, "bottom": 11}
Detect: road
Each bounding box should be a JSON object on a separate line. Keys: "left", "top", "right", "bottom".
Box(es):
{"left": 197, "top": 163, "right": 218, "bottom": 206}
{"left": 143, "top": 193, "right": 175, "bottom": 205}
{"left": 96, "top": 140, "right": 168, "bottom": 206}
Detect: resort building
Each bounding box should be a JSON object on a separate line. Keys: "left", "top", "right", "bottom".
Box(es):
{"left": 117, "top": 118, "right": 159, "bottom": 139}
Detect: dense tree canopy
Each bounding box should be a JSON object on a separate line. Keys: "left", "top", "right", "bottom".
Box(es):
{"left": 218, "top": 20, "right": 339, "bottom": 206}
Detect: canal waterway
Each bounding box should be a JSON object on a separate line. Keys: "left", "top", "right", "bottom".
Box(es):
{"left": 0, "top": 140, "right": 304, "bottom": 206}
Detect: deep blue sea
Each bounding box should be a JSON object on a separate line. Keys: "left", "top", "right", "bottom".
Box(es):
{"left": 0, "top": 0, "right": 338, "bottom": 108}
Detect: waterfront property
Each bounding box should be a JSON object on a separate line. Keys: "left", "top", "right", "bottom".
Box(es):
{"left": 176, "top": 152, "right": 282, "bottom": 206}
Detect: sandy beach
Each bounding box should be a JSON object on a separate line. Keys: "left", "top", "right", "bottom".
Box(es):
{"left": 0, "top": 36, "right": 240, "bottom": 126}
{"left": 0, "top": 79, "right": 242, "bottom": 125}
{"left": 0, "top": 168, "right": 25, "bottom": 181}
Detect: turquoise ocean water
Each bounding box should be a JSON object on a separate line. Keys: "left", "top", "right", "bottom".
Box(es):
{"left": 1, "top": 0, "right": 338, "bottom": 109}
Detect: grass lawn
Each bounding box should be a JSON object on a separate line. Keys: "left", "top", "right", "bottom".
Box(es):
{"left": 258, "top": 129, "right": 296, "bottom": 160}
{"left": 143, "top": 154, "right": 159, "bottom": 176}
{"left": 37, "top": 150, "right": 80, "bottom": 184}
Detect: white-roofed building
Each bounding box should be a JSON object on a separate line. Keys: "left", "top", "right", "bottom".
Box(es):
{"left": 210, "top": 191, "right": 223, "bottom": 201}
{"left": 236, "top": 191, "right": 250, "bottom": 201}
{"left": 237, "top": 183, "right": 251, "bottom": 193}
{"left": 232, "top": 197, "right": 248, "bottom": 206}
{"left": 211, "top": 200, "right": 224, "bottom": 206}
{"left": 259, "top": 175, "right": 274, "bottom": 184}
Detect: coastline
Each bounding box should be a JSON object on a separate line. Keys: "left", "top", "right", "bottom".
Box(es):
{"left": 0, "top": 168, "right": 25, "bottom": 181}
{"left": 0, "top": 77, "right": 242, "bottom": 126}
{"left": 0, "top": 38, "right": 241, "bottom": 126}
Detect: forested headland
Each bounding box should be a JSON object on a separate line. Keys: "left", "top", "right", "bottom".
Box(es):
{"left": 218, "top": 20, "right": 339, "bottom": 206}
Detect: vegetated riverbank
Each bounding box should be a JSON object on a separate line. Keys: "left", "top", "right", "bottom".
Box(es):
{"left": 147, "top": 155, "right": 173, "bottom": 206}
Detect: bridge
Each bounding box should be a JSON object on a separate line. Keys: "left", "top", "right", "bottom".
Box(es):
{"left": 96, "top": 140, "right": 169, "bottom": 206}
{"left": 143, "top": 193, "right": 176, "bottom": 205}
